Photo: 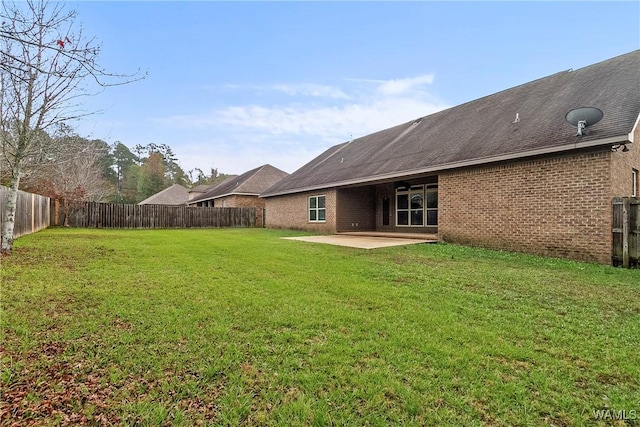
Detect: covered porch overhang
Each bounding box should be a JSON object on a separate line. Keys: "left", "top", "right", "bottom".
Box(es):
{"left": 335, "top": 175, "right": 439, "bottom": 236}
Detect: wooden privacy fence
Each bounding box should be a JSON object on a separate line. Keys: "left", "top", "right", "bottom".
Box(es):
{"left": 612, "top": 197, "right": 640, "bottom": 268}
{"left": 0, "top": 186, "right": 51, "bottom": 239}
{"left": 67, "top": 202, "right": 258, "bottom": 229}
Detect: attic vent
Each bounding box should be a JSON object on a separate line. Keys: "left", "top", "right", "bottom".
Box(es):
{"left": 412, "top": 118, "right": 424, "bottom": 126}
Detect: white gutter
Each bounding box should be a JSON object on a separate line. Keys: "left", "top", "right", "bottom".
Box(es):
{"left": 211, "top": 192, "right": 260, "bottom": 199}
{"left": 261, "top": 134, "right": 632, "bottom": 198}
{"left": 629, "top": 112, "right": 640, "bottom": 143}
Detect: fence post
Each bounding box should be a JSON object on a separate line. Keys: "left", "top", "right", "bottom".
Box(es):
{"left": 31, "top": 193, "right": 35, "bottom": 233}
{"left": 622, "top": 198, "right": 630, "bottom": 268}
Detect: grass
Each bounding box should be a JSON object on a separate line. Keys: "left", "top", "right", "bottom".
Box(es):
{"left": 1, "top": 227, "right": 639, "bottom": 426}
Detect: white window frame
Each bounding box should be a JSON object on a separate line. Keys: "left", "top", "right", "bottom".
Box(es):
{"left": 308, "top": 195, "right": 326, "bottom": 223}
{"left": 396, "top": 184, "right": 438, "bottom": 227}
{"left": 633, "top": 169, "right": 638, "bottom": 197}
{"left": 396, "top": 185, "right": 424, "bottom": 227}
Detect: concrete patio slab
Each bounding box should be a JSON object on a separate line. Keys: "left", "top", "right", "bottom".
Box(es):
{"left": 282, "top": 234, "right": 436, "bottom": 249}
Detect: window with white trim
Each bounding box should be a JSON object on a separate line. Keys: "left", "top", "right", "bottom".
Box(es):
{"left": 425, "top": 186, "right": 438, "bottom": 226}
{"left": 309, "top": 195, "right": 326, "bottom": 222}
{"left": 633, "top": 169, "right": 638, "bottom": 197}
{"left": 396, "top": 185, "right": 437, "bottom": 227}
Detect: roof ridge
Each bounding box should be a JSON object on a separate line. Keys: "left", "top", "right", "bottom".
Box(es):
{"left": 442, "top": 50, "right": 640, "bottom": 118}
{"left": 262, "top": 50, "right": 639, "bottom": 197}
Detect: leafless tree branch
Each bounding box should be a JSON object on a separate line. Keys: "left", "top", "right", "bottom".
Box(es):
{"left": 1, "top": 0, "right": 144, "bottom": 252}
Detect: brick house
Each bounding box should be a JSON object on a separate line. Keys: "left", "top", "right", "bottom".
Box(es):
{"left": 188, "top": 164, "right": 289, "bottom": 226}
{"left": 261, "top": 50, "right": 640, "bottom": 264}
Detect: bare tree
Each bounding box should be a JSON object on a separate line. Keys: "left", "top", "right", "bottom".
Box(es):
{"left": 21, "top": 126, "right": 112, "bottom": 225}
{"left": 0, "top": 0, "right": 143, "bottom": 252}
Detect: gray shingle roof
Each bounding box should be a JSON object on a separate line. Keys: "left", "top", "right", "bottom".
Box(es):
{"left": 263, "top": 50, "right": 640, "bottom": 197}
{"left": 138, "top": 184, "right": 190, "bottom": 205}
{"left": 189, "top": 184, "right": 213, "bottom": 193}
{"left": 189, "top": 164, "right": 288, "bottom": 204}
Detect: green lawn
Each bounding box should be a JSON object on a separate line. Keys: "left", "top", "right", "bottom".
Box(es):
{"left": 1, "top": 228, "right": 639, "bottom": 426}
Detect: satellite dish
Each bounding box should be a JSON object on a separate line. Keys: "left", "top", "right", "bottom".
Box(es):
{"left": 565, "top": 107, "right": 603, "bottom": 136}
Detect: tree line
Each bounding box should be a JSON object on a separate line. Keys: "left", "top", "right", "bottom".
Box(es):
{"left": 1, "top": 127, "right": 229, "bottom": 206}
{"left": 0, "top": 0, "right": 227, "bottom": 252}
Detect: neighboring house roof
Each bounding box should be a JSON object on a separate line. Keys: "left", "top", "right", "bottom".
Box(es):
{"left": 263, "top": 50, "right": 640, "bottom": 197}
{"left": 188, "top": 183, "right": 222, "bottom": 201}
{"left": 138, "top": 184, "right": 190, "bottom": 205}
{"left": 188, "top": 164, "right": 289, "bottom": 204}
{"left": 189, "top": 184, "right": 213, "bottom": 193}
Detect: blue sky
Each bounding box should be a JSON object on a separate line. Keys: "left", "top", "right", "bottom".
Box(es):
{"left": 69, "top": 1, "right": 640, "bottom": 176}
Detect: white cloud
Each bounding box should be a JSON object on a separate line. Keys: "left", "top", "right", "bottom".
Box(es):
{"left": 347, "top": 74, "right": 436, "bottom": 96}
{"left": 176, "top": 137, "right": 325, "bottom": 175}
{"left": 158, "top": 74, "right": 450, "bottom": 174}
{"left": 377, "top": 74, "right": 435, "bottom": 95}
{"left": 208, "top": 97, "right": 445, "bottom": 140}
{"left": 271, "top": 83, "right": 350, "bottom": 99}
{"left": 221, "top": 83, "right": 349, "bottom": 99}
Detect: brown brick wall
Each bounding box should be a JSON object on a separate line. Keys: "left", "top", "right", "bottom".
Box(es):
{"left": 264, "top": 189, "right": 337, "bottom": 233}
{"left": 611, "top": 125, "right": 640, "bottom": 197}
{"left": 336, "top": 187, "right": 376, "bottom": 231}
{"left": 439, "top": 150, "right": 613, "bottom": 264}
{"left": 217, "top": 195, "right": 264, "bottom": 227}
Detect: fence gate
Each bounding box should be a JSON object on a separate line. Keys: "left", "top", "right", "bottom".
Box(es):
{"left": 612, "top": 197, "right": 640, "bottom": 268}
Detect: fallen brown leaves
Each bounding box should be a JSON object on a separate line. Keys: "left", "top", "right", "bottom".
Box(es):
{"left": 1, "top": 339, "right": 120, "bottom": 426}
{"left": 1, "top": 333, "right": 222, "bottom": 426}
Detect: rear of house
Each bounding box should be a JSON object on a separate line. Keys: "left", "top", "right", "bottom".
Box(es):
{"left": 262, "top": 51, "right": 640, "bottom": 264}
